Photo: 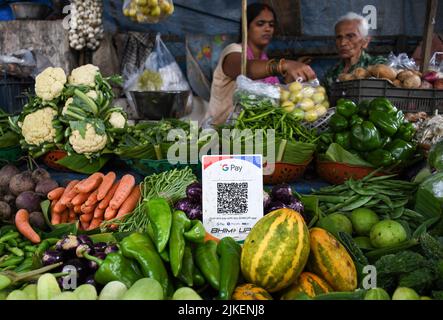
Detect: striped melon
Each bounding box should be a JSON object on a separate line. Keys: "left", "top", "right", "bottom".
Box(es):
{"left": 307, "top": 228, "right": 357, "bottom": 292}
{"left": 280, "top": 272, "right": 332, "bottom": 299}
{"left": 232, "top": 284, "right": 273, "bottom": 300}
{"left": 240, "top": 208, "right": 310, "bottom": 293}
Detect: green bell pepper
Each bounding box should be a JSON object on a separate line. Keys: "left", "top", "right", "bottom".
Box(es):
{"left": 169, "top": 210, "right": 191, "bottom": 277}
{"left": 369, "top": 98, "right": 397, "bottom": 115}
{"left": 395, "top": 111, "right": 405, "bottom": 127}
{"left": 357, "top": 100, "right": 371, "bottom": 118}
{"left": 369, "top": 110, "right": 400, "bottom": 137}
{"left": 336, "top": 99, "right": 358, "bottom": 118}
{"left": 334, "top": 132, "right": 352, "bottom": 150}
{"left": 146, "top": 198, "right": 172, "bottom": 253}
{"left": 217, "top": 237, "right": 242, "bottom": 300}
{"left": 381, "top": 136, "right": 392, "bottom": 148}
{"left": 386, "top": 139, "right": 416, "bottom": 162}
{"left": 366, "top": 150, "right": 394, "bottom": 167}
{"left": 395, "top": 123, "right": 415, "bottom": 142}
{"left": 350, "top": 121, "right": 382, "bottom": 151}
{"left": 350, "top": 114, "right": 364, "bottom": 127}
{"left": 329, "top": 114, "right": 349, "bottom": 133}
{"left": 177, "top": 242, "right": 194, "bottom": 287}
{"left": 318, "top": 132, "right": 334, "bottom": 153}
{"left": 183, "top": 220, "right": 206, "bottom": 243}
{"left": 195, "top": 240, "right": 220, "bottom": 290}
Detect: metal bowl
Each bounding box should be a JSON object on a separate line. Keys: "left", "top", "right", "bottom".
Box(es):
{"left": 10, "top": 2, "right": 52, "bottom": 20}
{"left": 130, "top": 91, "right": 191, "bottom": 120}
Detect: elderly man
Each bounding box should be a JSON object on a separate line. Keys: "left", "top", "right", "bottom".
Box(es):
{"left": 323, "top": 12, "right": 387, "bottom": 90}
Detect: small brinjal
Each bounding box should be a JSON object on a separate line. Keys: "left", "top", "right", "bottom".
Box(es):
{"left": 77, "top": 235, "right": 93, "bottom": 247}
{"left": 64, "top": 258, "right": 89, "bottom": 283}
{"left": 186, "top": 182, "right": 202, "bottom": 202}
{"left": 271, "top": 184, "right": 293, "bottom": 204}
{"left": 56, "top": 235, "right": 80, "bottom": 252}
{"left": 42, "top": 250, "right": 65, "bottom": 266}
{"left": 76, "top": 244, "right": 93, "bottom": 259}
{"left": 86, "top": 252, "right": 106, "bottom": 271}
{"left": 93, "top": 242, "right": 108, "bottom": 252}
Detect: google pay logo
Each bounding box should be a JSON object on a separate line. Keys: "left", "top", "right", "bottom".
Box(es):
{"left": 221, "top": 164, "right": 229, "bottom": 172}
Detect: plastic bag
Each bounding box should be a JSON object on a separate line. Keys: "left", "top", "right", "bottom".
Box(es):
{"left": 0, "top": 49, "right": 52, "bottom": 78}
{"left": 122, "top": 0, "right": 174, "bottom": 24}
{"left": 387, "top": 52, "right": 419, "bottom": 71}
{"left": 428, "top": 52, "right": 443, "bottom": 72}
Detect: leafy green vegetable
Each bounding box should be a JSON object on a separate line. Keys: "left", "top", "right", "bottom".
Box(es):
{"left": 324, "top": 143, "right": 374, "bottom": 167}
{"left": 56, "top": 153, "right": 111, "bottom": 174}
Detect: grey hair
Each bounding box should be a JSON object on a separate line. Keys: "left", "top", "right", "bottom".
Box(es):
{"left": 335, "top": 12, "right": 370, "bottom": 38}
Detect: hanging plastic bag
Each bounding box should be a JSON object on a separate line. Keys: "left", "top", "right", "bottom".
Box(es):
{"left": 386, "top": 52, "right": 419, "bottom": 71}
{"left": 122, "top": 0, "right": 174, "bottom": 24}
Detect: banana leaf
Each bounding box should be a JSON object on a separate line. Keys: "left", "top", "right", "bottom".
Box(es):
{"left": 56, "top": 153, "right": 111, "bottom": 174}
{"left": 324, "top": 143, "right": 373, "bottom": 167}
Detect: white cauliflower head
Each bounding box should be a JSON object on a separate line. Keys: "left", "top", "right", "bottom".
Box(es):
{"left": 35, "top": 67, "right": 67, "bottom": 101}
{"left": 21, "top": 107, "right": 58, "bottom": 145}
{"left": 68, "top": 64, "right": 100, "bottom": 87}
{"left": 86, "top": 90, "right": 98, "bottom": 100}
{"left": 62, "top": 97, "right": 74, "bottom": 115}
{"left": 69, "top": 123, "right": 107, "bottom": 154}
{"left": 108, "top": 112, "right": 126, "bottom": 129}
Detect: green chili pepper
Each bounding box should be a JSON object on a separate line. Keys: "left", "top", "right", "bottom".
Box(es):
{"left": 35, "top": 238, "right": 58, "bottom": 257}
{"left": 120, "top": 232, "right": 171, "bottom": 296}
{"left": 7, "top": 239, "right": 18, "bottom": 247}
{"left": 0, "top": 255, "right": 24, "bottom": 268}
{"left": 14, "top": 257, "right": 34, "bottom": 273}
{"left": 336, "top": 99, "right": 358, "bottom": 118}
{"left": 195, "top": 240, "right": 220, "bottom": 290}
{"left": 178, "top": 242, "right": 194, "bottom": 287}
{"left": 0, "top": 232, "right": 19, "bottom": 243}
{"left": 169, "top": 210, "right": 191, "bottom": 277}
{"left": 193, "top": 266, "right": 206, "bottom": 287}
{"left": 0, "top": 243, "right": 5, "bottom": 256}
{"left": 159, "top": 246, "right": 170, "bottom": 263}
{"left": 6, "top": 245, "right": 24, "bottom": 257}
{"left": 24, "top": 246, "right": 37, "bottom": 253}
{"left": 0, "top": 225, "right": 16, "bottom": 237}
{"left": 217, "top": 237, "right": 242, "bottom": 300}
{"left": 183, "top": 220, "right": 206, "bottom": 244}
{"left": 146, "top": 198, "right": 172, "bottom": 253}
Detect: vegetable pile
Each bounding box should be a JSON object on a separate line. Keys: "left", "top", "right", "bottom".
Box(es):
{"left": 122, "top": 0, "right": 175, "bottom": 24}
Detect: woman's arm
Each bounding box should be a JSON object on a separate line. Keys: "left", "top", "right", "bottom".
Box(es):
{"left": 222, "top": 52, "right": 316, "bottom": 82}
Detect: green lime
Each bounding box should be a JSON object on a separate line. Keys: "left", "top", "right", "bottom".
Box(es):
{"left": 353, "top": 236, "right": 373, "bottom": 250}
{"left": 350, "top": 208, "right": 380, "bottom": 236}
{"left": 392, "top": 287, "right": 420, "bottom": 300}
{"left": 292, "top": 108, "right": 305, "bottom": 122}
{"left": 364, "top": 288, "right": 390, "bottom": 300}
{"left": 316, "top": 213, "right": 353, "bottom": 238}
{"left": 369, "top": 220, "right": 407, "bottom": 248}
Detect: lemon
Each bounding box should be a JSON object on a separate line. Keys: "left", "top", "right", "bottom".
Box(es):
{"left": 150, "top": 6, "right": 161, "bottom": 17}
{"left": 123, "top": 8, "right": 130, "bottom": 16}
{"left": 301, "top": 86, "right": 315, "bottom": 98}
{"left": 299, "top": 98, "right": 315, "bottom": 111}
{"left": 141, "top": 6, "right": 150, "bottom": 15}
{"left": 137, "top": 0, "right": 148, "bottom": 6}
{"left": 316, "top": 86, "right": 326, "bottom": 94}
{"left": 292, "top": 108, "right": 305, "bottom": 121}
{"left": 322, "top": 101, "right": 330, "bottom": 109}
{"left": 289, "top": 91, "right": 303, "bottom": 103}
{"left": 315, "top": 106, "right": 327, "bottom": 117}
{"left": 148, "top": 0, "right": 159, "bottom": 7}
{"left": 280, "top": 90, "right": 291, "bottom": 103}
{"left": 161, "top": 1, "right": 174, "bottom": 15}
{"left": 305, "top": 110, "right": 318, "bottom": 122}
{"left": 281, "top": 101, "right": 296, "bottom": 113}
{"left": 289, "top": 81, "right": 303, "bottom": 93}
{"left": 312, "top": 92, "right": 325, "bottom": 104}
{"left": 129, "top": 8, "right": 137, "bottom": 17}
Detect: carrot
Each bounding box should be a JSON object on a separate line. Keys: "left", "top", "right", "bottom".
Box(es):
{"left": 80, "top": 211, "right": 94, "bottom": 223}
{"left": 104, "top": 206, "right": 118, "bottom": 221}
{"left": 97, "top": 172, "right": 116, "bottom": 201}
{"left": 94, "top": 206, "right": 105, "bottom": 219}
{"left": 98, "top": 181, "right": 120, "bottom": 210}
{"left": 59, "top": 180, "right": 80, "bottom": 206}
{"left": 60, "top": 210, "right": 69, "bottom": 224}
{"left": 48, "top": 187, "right": 65, "bottom": 201}
{"left": 74, "top": 205, "right": 82, "bottom": 214}
{"left": 71, "top": 192, "right": 91, "bottom": 206}
{"left": 81, "top": 203, "right": 96, "bottom": 215}
{"left": 109, "top": 175, "right": 136, "bottom": 210}
{"left": 15, "top": 209, "right": 41, "bottom": 244}
{"left": 53, "top": 200, "right": 67, "bottom": 215}
{"left": 116, "top": 186, "right": 141, "bottom": 218}
{"left": 51, "top": 211, "right": 61, "bottom": 225}
{"left": 80, "top": 221, "right": 90, "bottom": 231}
{"left": 75, "top": 173, "right": 104, "bottom": 193}
{"left": 85, "top": 190, "right": 99, "bottom": 207}
{"left": 68, "top": 208, "right": 76, "bottom": 222}
{"left": 88, "top": 218, "right": 103, "bottom": 231}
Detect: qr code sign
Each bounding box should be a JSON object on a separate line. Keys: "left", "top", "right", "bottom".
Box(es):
{"left": 217, "top": 182, "right": 248, "bottom": 215}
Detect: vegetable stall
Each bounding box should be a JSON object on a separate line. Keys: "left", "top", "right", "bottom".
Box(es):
{"left": 0, "top": 0, "right": 443, "bottom": 303}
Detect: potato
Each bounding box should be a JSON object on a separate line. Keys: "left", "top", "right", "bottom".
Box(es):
{"left": 0, "top": 165, "right": 20, "bottom": 190}
{"left": 338, "top": 73, "right": 355, "bottom": 82}
{"left": 402, "top": 75, "right": 422, "bottom": 89}
{"left": 9, "top": 172, "right": 35, "bottom": 196}
{"left": 397, "top": 70, "right": 414, "bottom": 82}
{"left": 353, "top": 67, "right": 370, "bottom": 79}
{"left": 370, "top": 64, "right": 397, "bottom": 81}
{"left": 393, "top": 79, "right": 402, "bottom": 88}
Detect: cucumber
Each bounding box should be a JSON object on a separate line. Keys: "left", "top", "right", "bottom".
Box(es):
{"left": 98, "top": 281, "right": 127, "bottom": 300}
{"left": 74, "top": 284, "right": 98, "bottom": 300}
{"left": 122, "top": 278, "right": 164, "bottom": 300}
{"left": 6, "top": 290, "right": 29, "bottom": 300}
{"left": 51, "top": 292, "right": 78, "bottom": 300}
{"left": 172, "top": 287, "right": 203, "bottom": 300}
{"left": 313, "top": 290, "right": 367, "bottom": 300}
{"left": 22, "top": 284, "right": 37, "bottom": 300}
{"left": 37, "top": 273, "right": 61, "bottom": 300}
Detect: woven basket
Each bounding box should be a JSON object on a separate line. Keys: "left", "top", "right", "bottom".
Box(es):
{"left": 263, "top": 159, "right": 312, "bottom": 185}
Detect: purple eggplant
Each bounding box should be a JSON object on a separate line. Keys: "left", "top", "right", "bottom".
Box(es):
{"left": 265, "top": 201, "right": 287, "bottom": 214}
{"left": 271, "top": 184, "right": 293, "bottom": 204}
{"left": 186, "top": 182, "right": 202, "bottom": 202}
{"left": 86, "top": 252, "right": 106, "bottom": 271}
{"left": 42, "top": 250, "right": 65, "bottom": 266}
{"left": 263, "top": 191, "right": 271, "bottom": 209}
{"left": 56, "top": 234, "right": 80, "bottom": 252}
{"left": 104, "top": 244, "right": 118, "bottom": 255}
{"left": 287, "top": 196, "right": 305, "bottom": 214}
{"left": 76, "top": 244, "right": 92, "bottom": 258}
{"left": 77, "top": 235, "right": 93, "bottom": 247}
{"left": 64, "top": 258, "right": 89, "bottom": 282}
{"left": 187, "top": 203, "right": 202, "bottom": 220}
{"left": 93, "top": 242, "right": 108, "bottom": 252}
{"left": 174, "top": 198, "right": 194, "bottom": 213}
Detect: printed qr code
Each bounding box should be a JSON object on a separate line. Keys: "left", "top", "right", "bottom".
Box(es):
{"left": 217, "top": 182, "right": 248, "bottom": 215}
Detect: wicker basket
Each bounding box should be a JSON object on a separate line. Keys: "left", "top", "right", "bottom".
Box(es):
{"left": 263, "top": 159, "right": 312, "bottom": 185}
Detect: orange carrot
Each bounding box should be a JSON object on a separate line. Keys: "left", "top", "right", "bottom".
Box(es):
{"left": 88, "top": 218, "right": 103, "bottom": 231}
{"left": 53, "top": 200, "right": 67, "bottom": 215}
{"left": 75, "top": 173, "right": 104, "bottom": 193}
{"left": 116, "top": 186, "right": 141, "bottom": 218}
{"left": 74, "top": 205, "right": 82, "bottom": 214}
{"left": 94, "top": 206, "right": 105, "bottom": 219}
{"left": 15, "top": 209, "right": 41, "bottom": 244}
{"left": 80, "top": 211, "right": 94, "bottom": 223}
{"left": 71, "top": 192, "right": 91, "bottom": 206}
{"left": 85, "top": 190, "right": 99, "bottom": 207}
{"left": 48, "top": 187, "right": 65, "bottom": 201}
{"left": 109, "top": 175, "right": 136, "bottom": 210}
{"left": 59, "top": 180, "right": 80, "bottom": 206}
{"left": 80, "top": 221, "right": 90, "bottom": 231}
{"left": 60, "top": 210, "right": 69, "bottom": 224}
{"left": 81, "top": 203, "right": 96, "bottom": 215}
{"left": 51, "top": 210, "right": 61, "bottom": 225}
{"left": 104, "top": 206, "right": 118, "bottom": 221}
{"left": 98, "top": 181, "right": 120, "bottom": 210}
{"left": 68, "top": 208, "right": 76, "bottom": 222}
{"left": 97, "top": 172, "right": 116, "bottom": 201}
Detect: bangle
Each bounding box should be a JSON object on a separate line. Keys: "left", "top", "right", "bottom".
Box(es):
{"left": 266, "top": 59, "right": 277, "bottom": 77}
{"left": 278, "top": 59, "right": 288, "bottom": 77}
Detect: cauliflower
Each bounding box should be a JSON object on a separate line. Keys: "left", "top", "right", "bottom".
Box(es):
{"left": 68, "top": 64, "right": 100, "bottom": 87}
{"left": 21, "top": 107, "right": 58, "bottom": 145}
{"left": 69, "top": 123, "right": 107, "bottom": 154}
{"left": 86, "top": 90, "right": 98, "bottom": 100}
{"left": 35, "top": 67, "right": 67, "bottom": 101}
{"left": 108, "top": 112, "right": 126, "bottom": 129}
{"left": 62, "top": 97, "right": 74, "bottom": 115}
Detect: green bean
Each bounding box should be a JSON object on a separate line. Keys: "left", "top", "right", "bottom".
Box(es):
{"left": 341, "top": 196, "right": 374, "bottom": 212}
{"left": 325, "top": 195, "right": 361, "bottom": 214}
{"left": 374, "top": 194, "right": 393, "bottom": 209}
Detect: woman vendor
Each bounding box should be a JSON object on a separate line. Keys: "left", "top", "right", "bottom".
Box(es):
{"left": 207, "top": 3, "right": 316, "bottom": 126}
{"left": 323, "top": 12, "right": 387, "bottom": 91}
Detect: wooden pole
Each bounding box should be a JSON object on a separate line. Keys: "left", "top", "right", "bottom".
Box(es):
{"left": 241, "top": 0, "right": 248, "bottom": 76}
{"left": 421, "top": 0, "right": 439, "bottom": 72}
